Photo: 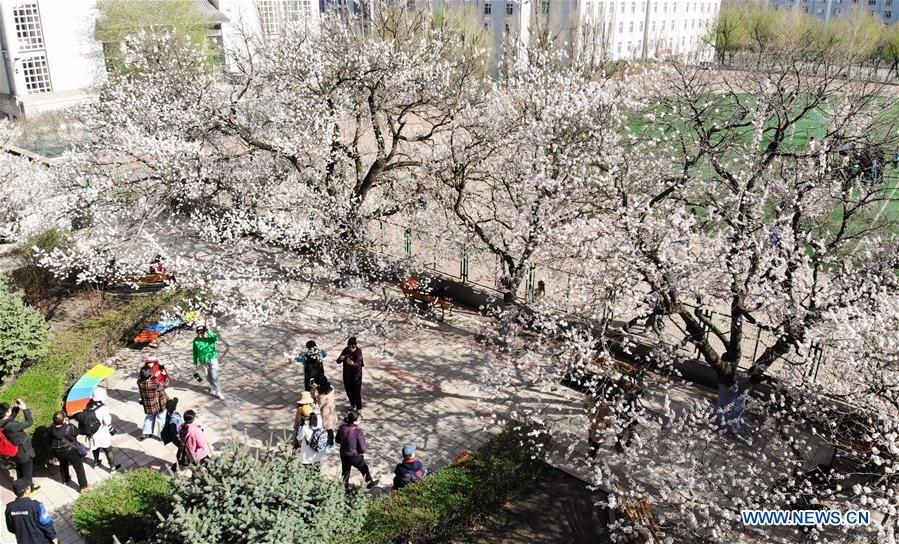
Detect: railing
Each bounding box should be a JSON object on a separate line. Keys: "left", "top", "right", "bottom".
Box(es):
{"left": 368, "top": 218, "right": 829, "bottom": 381}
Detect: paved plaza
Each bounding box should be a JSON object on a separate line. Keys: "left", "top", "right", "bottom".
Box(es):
{"left": 1, "top": 281, "right": 836, "bottom": 543}
{"left": 1, "top": 284, "right": 590, "bottom": 543}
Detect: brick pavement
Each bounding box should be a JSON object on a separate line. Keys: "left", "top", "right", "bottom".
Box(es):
{"left": 2, "top": 283, "right": 834, "bottom": 543}
{"left": 1, "top": 285, "right": 588, "bottom": 543}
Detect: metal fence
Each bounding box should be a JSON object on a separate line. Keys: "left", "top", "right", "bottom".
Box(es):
{"left": 368, "top": 219, "right": 828, "bottom": 380}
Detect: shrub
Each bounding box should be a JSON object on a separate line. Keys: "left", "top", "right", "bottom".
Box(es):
{"left": 9, "top": 228, "right": 74, "bottom": 309}
{"left": 151, "top": 442, "right": 367, "bottom": 544}
{"left": 0, "top": 290, "right": 185, "bottom": 464}
{"left": 0, "top": 275, "right": 51, "bottom": 380}
{"left": 72, "top": 468, "right": 172, "bottom": 544}
{"left": 356, "top": 421, "right": 550, "bottom": 544}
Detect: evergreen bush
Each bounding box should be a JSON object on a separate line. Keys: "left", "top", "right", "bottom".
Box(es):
{"left": 72, "top": 468, "right": 172, "bottom": 544}
{"left": 0, "top": 274, "right": 51, "bottom": 380}
{"left": 152, "top": 442, "right": 367, "bottom": 544}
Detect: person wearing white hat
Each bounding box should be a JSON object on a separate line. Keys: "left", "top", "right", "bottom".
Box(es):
{"left": 78, "top": 388, "right": 121, "bottom": 472}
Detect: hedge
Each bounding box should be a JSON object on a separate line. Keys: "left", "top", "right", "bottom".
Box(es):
{"left": 72, "top": 468, "right": 172, "bottom": 544}
{"left": 0, "top": 290, "right": 185, "bottom": 464}
{"left": 355, "top": 421, "right": 550, "bottom": 544}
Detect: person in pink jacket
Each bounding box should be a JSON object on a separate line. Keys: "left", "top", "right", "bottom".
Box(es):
{"left": 177, "top": 410, "right": 210, "bottom": 465}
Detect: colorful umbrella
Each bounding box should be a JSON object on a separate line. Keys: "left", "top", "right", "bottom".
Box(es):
{"left": 65, "top": 364, "right": 115, "bottom": 416}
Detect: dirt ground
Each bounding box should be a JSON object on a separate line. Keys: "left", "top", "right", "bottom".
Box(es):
{"left": 458, "top": 466, "right": 611, "bottom": 544}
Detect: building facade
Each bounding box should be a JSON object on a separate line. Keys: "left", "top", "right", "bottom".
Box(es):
{"left": 532, "top": 0, "right": 720, "bottom": 61}
{"left": 436, "top": 0, "right": 719, "bottom": 67}
{"left": 765, "top": 0, "right": 896, "bottom": 25}
{"left": 0, "top": 0, "right": 105, "bottom": 118}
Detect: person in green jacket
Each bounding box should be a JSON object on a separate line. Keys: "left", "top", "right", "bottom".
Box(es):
{"left": 193, "top": 325, "right": 224, "bottom": 400}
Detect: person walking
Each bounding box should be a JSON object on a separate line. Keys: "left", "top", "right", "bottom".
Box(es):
{"left": 178, "top": 410, "right": 210, "bottom": 466}
{"left": 49, "top": 411, "right": 88, "bottom": 492}
{"left": 337, "top": 337, "right": 364, "bottom": 411}
{"left": 584, "top": 382, "right": 610, "bottom": 460}
{"left": 160, "top": 398, "right": 184, "bottom": 471}
{"left": 393, "top": 444, "right": 430, "bottom": 490}
{"left": 336, "top": 411, "right": 375, "bottom": 489}
{"left": 193, "top": 325, "right": 225, "bottom": 400}
{"left": 311, "top": 377, "right": 338, "bottom": 448}
{"left": 297, "top": 340, "right": 328, "bottom": 392}
{"left": 4, "top": 479, "right": 58, "bottom": 544}
{"left": 138, "top": 365, "right": 168, "bottom": 441}
{"left": 0, "top": 400, "right": 38, "bottom": 491}
{"left": 293, "top": 392, "right": 326, "bottom": 465}
{"left": 77, "top": 388, "right": 121, "bottom": 472}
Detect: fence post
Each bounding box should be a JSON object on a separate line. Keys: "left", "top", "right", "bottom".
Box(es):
{"left": 525, "top": 264, "right": 536, "bottom": 303}
{"left": 403, "top": 228, "right": 412, "bottom": 258}
{"left": 805, "top": 341, "right": 824, "bottom": 383}
{"left": 695, "top": 308, "right": 711, "bottom": 357}
{"left": 460, "top": 246, "right": 469, "bottom": 284}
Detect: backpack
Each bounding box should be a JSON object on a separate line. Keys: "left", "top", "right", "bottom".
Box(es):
{"left": 297, "top": 414, "right": 327, "bottom": 453}
{"left": 0, "top": 428, "right": 18, "bottom": 457}
{"left": 80, "top": 407, "right": 101, "bottom": 437}
{"left": 309, "top": 428, "right": 328, "bottom": 453}
{"left": 161, "top": 412, "right": 182, "bottom": 446}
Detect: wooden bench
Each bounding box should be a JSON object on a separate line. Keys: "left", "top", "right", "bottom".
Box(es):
{"left": 614, "top": 481, "right": 661, "bottom": 542}
{"left": 399, "top": 278, "right": 455, "bottom": 320}
{"left": 105, "top": 272, "right": 175, "bottom": 288}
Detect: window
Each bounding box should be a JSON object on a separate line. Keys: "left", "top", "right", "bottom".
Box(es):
{"left": 257, "top": 1, "right": 281, "bottom": 36}
{"left": 504, "top": 21, "right": 510, "bottom": 33}
{"left": 629, "top": 22, "right": 634, "bottom": 32}
{"left": 21, "top": 54, "right": 51, "bottom": 94}
{"left": 631, "top": 1, "right": 635, "bottom": 12}
{"left": 13, "top": 2, "right": 44, "bottom": 51}
{"left": 639, "top": 21, "right": 643, "bottom": 31}
{"left": 652, "top": 21, "right": 656, "bottom": 31}
{"left": 619, "top": 21, "right": 623, "bottom": 32}
{"left": 506, "top": 2, "right": 513, "bottom": 15}
{"left": 485, "top": 2, "right": 491, "bottom": 15}
{"left": 868, "top": 0, "right": 876, "bottom": 5}
{"left": 541, "top": 0, "right": 550, "bottom": 15}
{"left": 283, "top": 1, "right": 305, "bottom": 22}
{"left": 886, "top": 11, "right": 893, "bottom": 17}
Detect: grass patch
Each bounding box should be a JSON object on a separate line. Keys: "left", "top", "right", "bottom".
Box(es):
{"left": 72, "top": 467, "right": 172, "bottom": 544}
{"left": 355, "top": 421, "right": 550, "bottom": 544}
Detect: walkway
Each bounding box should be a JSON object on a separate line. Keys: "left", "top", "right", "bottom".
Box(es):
{"left": 2, "top": 282, "right": 834, "bottom": 543}
{"left": 2, "top": 284, "right": 586, "bottom": 543}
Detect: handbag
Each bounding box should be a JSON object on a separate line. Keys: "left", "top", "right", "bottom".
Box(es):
{"left": 74, "top": 442, "right": 88, "bottom": 458}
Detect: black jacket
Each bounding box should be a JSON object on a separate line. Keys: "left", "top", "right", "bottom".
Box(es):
{"left": 5, "top": 496, "right": 56, "bottom": 544}
{"left": 49, "top": 423, "right": 79, "bottom": 454}
{"left": 0, "top": 409, "right": 35, "bottom": 462}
